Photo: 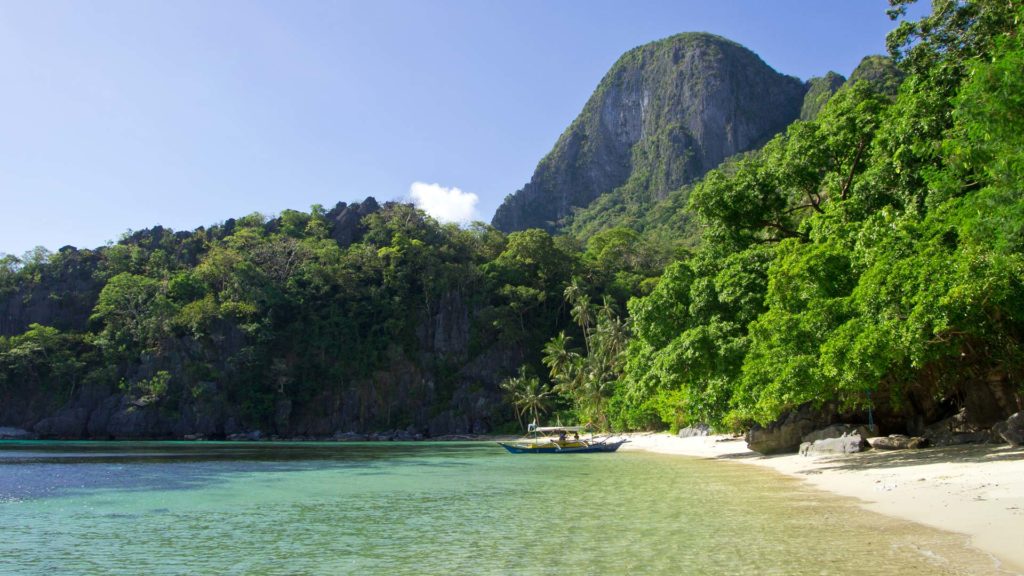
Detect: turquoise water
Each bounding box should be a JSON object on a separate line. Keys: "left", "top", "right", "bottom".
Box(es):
{"left": 0, "top": 441, "right": 1002, "bottom": 575}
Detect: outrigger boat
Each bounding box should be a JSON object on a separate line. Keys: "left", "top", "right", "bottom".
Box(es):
{"left": 497, "top": 425, "right": 627, "bottom": 454}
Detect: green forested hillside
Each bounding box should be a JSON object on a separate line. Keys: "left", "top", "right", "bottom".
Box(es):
{"left": 1, "top": 0, "right": 1020, "bottom": 440}
{"left": 0, "top": 201, "right": 665, "bottom": 437}
{"left": 610, "top": 0, "right": 1024, "bottom": 432}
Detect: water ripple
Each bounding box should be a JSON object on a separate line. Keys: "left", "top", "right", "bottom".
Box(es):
{"left": 0, "top": 441, "right": 1004, "bottom": 575}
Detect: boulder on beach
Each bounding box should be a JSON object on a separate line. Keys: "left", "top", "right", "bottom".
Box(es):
{"left": 747, "top": 404, "right": 831, "bottom": 455}
{"left": 992, "top": 412, "right": 1024, "bottom": 446}
{"left": 678, "top": 424, "right": 711, "bottom": 438}
{"left": 867, "top": 434, "right": 928, "bottom": 450}
{"left": 802, "top": 424, "right": 875, "bottom": 444}
{"left": 799, "top": 432, "right": 868, "bottom": 457}
{"left": 923, "top": 409, "right": 997, "bottom": 446}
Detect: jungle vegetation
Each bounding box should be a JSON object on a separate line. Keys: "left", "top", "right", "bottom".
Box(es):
{"left": 3, "top": 0, "right": 1022, "bottom": 435}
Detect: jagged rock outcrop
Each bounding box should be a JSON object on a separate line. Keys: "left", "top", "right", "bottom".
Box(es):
{"left": 0, "top": 246, "right": 104, "bottom": 337}
{"left": 327, "top": 197, "right": 380, "bottom": 247}
{"left": 492, "top": 32, "right": 807, "bottom": 233}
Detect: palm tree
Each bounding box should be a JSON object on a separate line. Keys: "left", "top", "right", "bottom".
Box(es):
{"left": 564, "top": 280, "right": 594, "bottom": 353}
{"left": 593, "top": 313, "right": 629, "bottom": 371}
{"left": 578, "top": 367, "right": 613, "bottom": 430}
{"left": 500, "top": 366, "right": 553, "bottom": 431}
{"left": 542, "top": 331, "right": 577, "bottom": 381}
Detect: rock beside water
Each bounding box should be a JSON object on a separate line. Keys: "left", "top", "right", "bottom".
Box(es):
{"left": 332, "top": 431, "right": 369, "bottom": 442}
{"left": 0, "top": 426, "right": 36, "bottom": 440}
{"left": 227, "top": 430, "right": 262, "bottom": 441}
{"left": 33, "top": 408, "right": 90, "bottom": 438}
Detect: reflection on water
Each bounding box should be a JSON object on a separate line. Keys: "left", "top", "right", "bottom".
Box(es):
{"left": 0, "top": 441, "right": 480, "bottom": 500}
{"left": 0, "top": 441, "right": 1006, "bottom": 575}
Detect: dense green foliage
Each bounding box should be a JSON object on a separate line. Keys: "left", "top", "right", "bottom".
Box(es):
{"left": 3, "top": 0, "right": 1020, "bottom": 437}
{"left": 0, "top": 200, "right": 663, "bottom": 433}
{"left": 847, "top": 55, "right": 904, "bottom": 97}
{"left": 800, "top": 72, "right": 846, "bottom": 121}
{"left": 611, "top": 0, "right": 1024, "bottom": 431}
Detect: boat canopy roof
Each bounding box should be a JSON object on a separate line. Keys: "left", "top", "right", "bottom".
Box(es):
{"left": 533, "top": 426, "right": 587, "bottom": 433}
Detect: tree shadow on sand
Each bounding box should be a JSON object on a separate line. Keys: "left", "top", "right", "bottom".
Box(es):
{"left": 783, "top": 444, "right": 1023, "bottom": 474}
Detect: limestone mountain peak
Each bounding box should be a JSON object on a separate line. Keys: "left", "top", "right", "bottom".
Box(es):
{"left": 492, "top": 32, "right": 807, "bottom": 234}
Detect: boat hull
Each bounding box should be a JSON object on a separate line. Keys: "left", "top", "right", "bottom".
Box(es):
{"left": 497, "top": 439, "right": 626, "bottom": 454}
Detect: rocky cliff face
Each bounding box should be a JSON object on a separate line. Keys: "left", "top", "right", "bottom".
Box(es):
{"left": 18, "top": 287, "right": 520, "bottom": 440}
{"left": 326, "top": 197, "right": 380, "bottom": 247}
{"left": 0, "top": 247, "right": 104, "bottom": 337}
{"left": 0, "top": 198, "right": 523, "bottom": 439}
{"left": 492, "top": 33, "right": 808, "bottom": 233}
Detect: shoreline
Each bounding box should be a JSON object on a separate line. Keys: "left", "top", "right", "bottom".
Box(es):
{"left": 3, "top": 433, "right": 1021, "bottom": 570}
{"left": 621, "top": 432, "right": 1024, "bottom": 574}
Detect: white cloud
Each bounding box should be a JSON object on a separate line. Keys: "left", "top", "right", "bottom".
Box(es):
{"left": 409, "top": 181, "right": 479, "bottom": 224}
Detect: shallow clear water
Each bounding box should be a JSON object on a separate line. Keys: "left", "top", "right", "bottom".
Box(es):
{"left": 0, "top": 441, "right": 1003, "bottom": 575}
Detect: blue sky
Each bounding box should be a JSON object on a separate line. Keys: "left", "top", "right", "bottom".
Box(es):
{"left": 0, "top": 1, "right": 928, "bottom": 256}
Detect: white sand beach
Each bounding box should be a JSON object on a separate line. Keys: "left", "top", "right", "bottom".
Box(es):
{"left": 622, "top": 433, "right": 1024, "bottom": 574}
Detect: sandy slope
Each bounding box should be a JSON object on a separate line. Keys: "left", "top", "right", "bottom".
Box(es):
{"left": 620, "top": 433, "right": 1024, "bottom": 574}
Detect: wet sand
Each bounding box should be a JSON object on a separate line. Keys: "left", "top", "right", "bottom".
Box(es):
{"left": 622, "top": 433, "right": 1024, "bottom": 574}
